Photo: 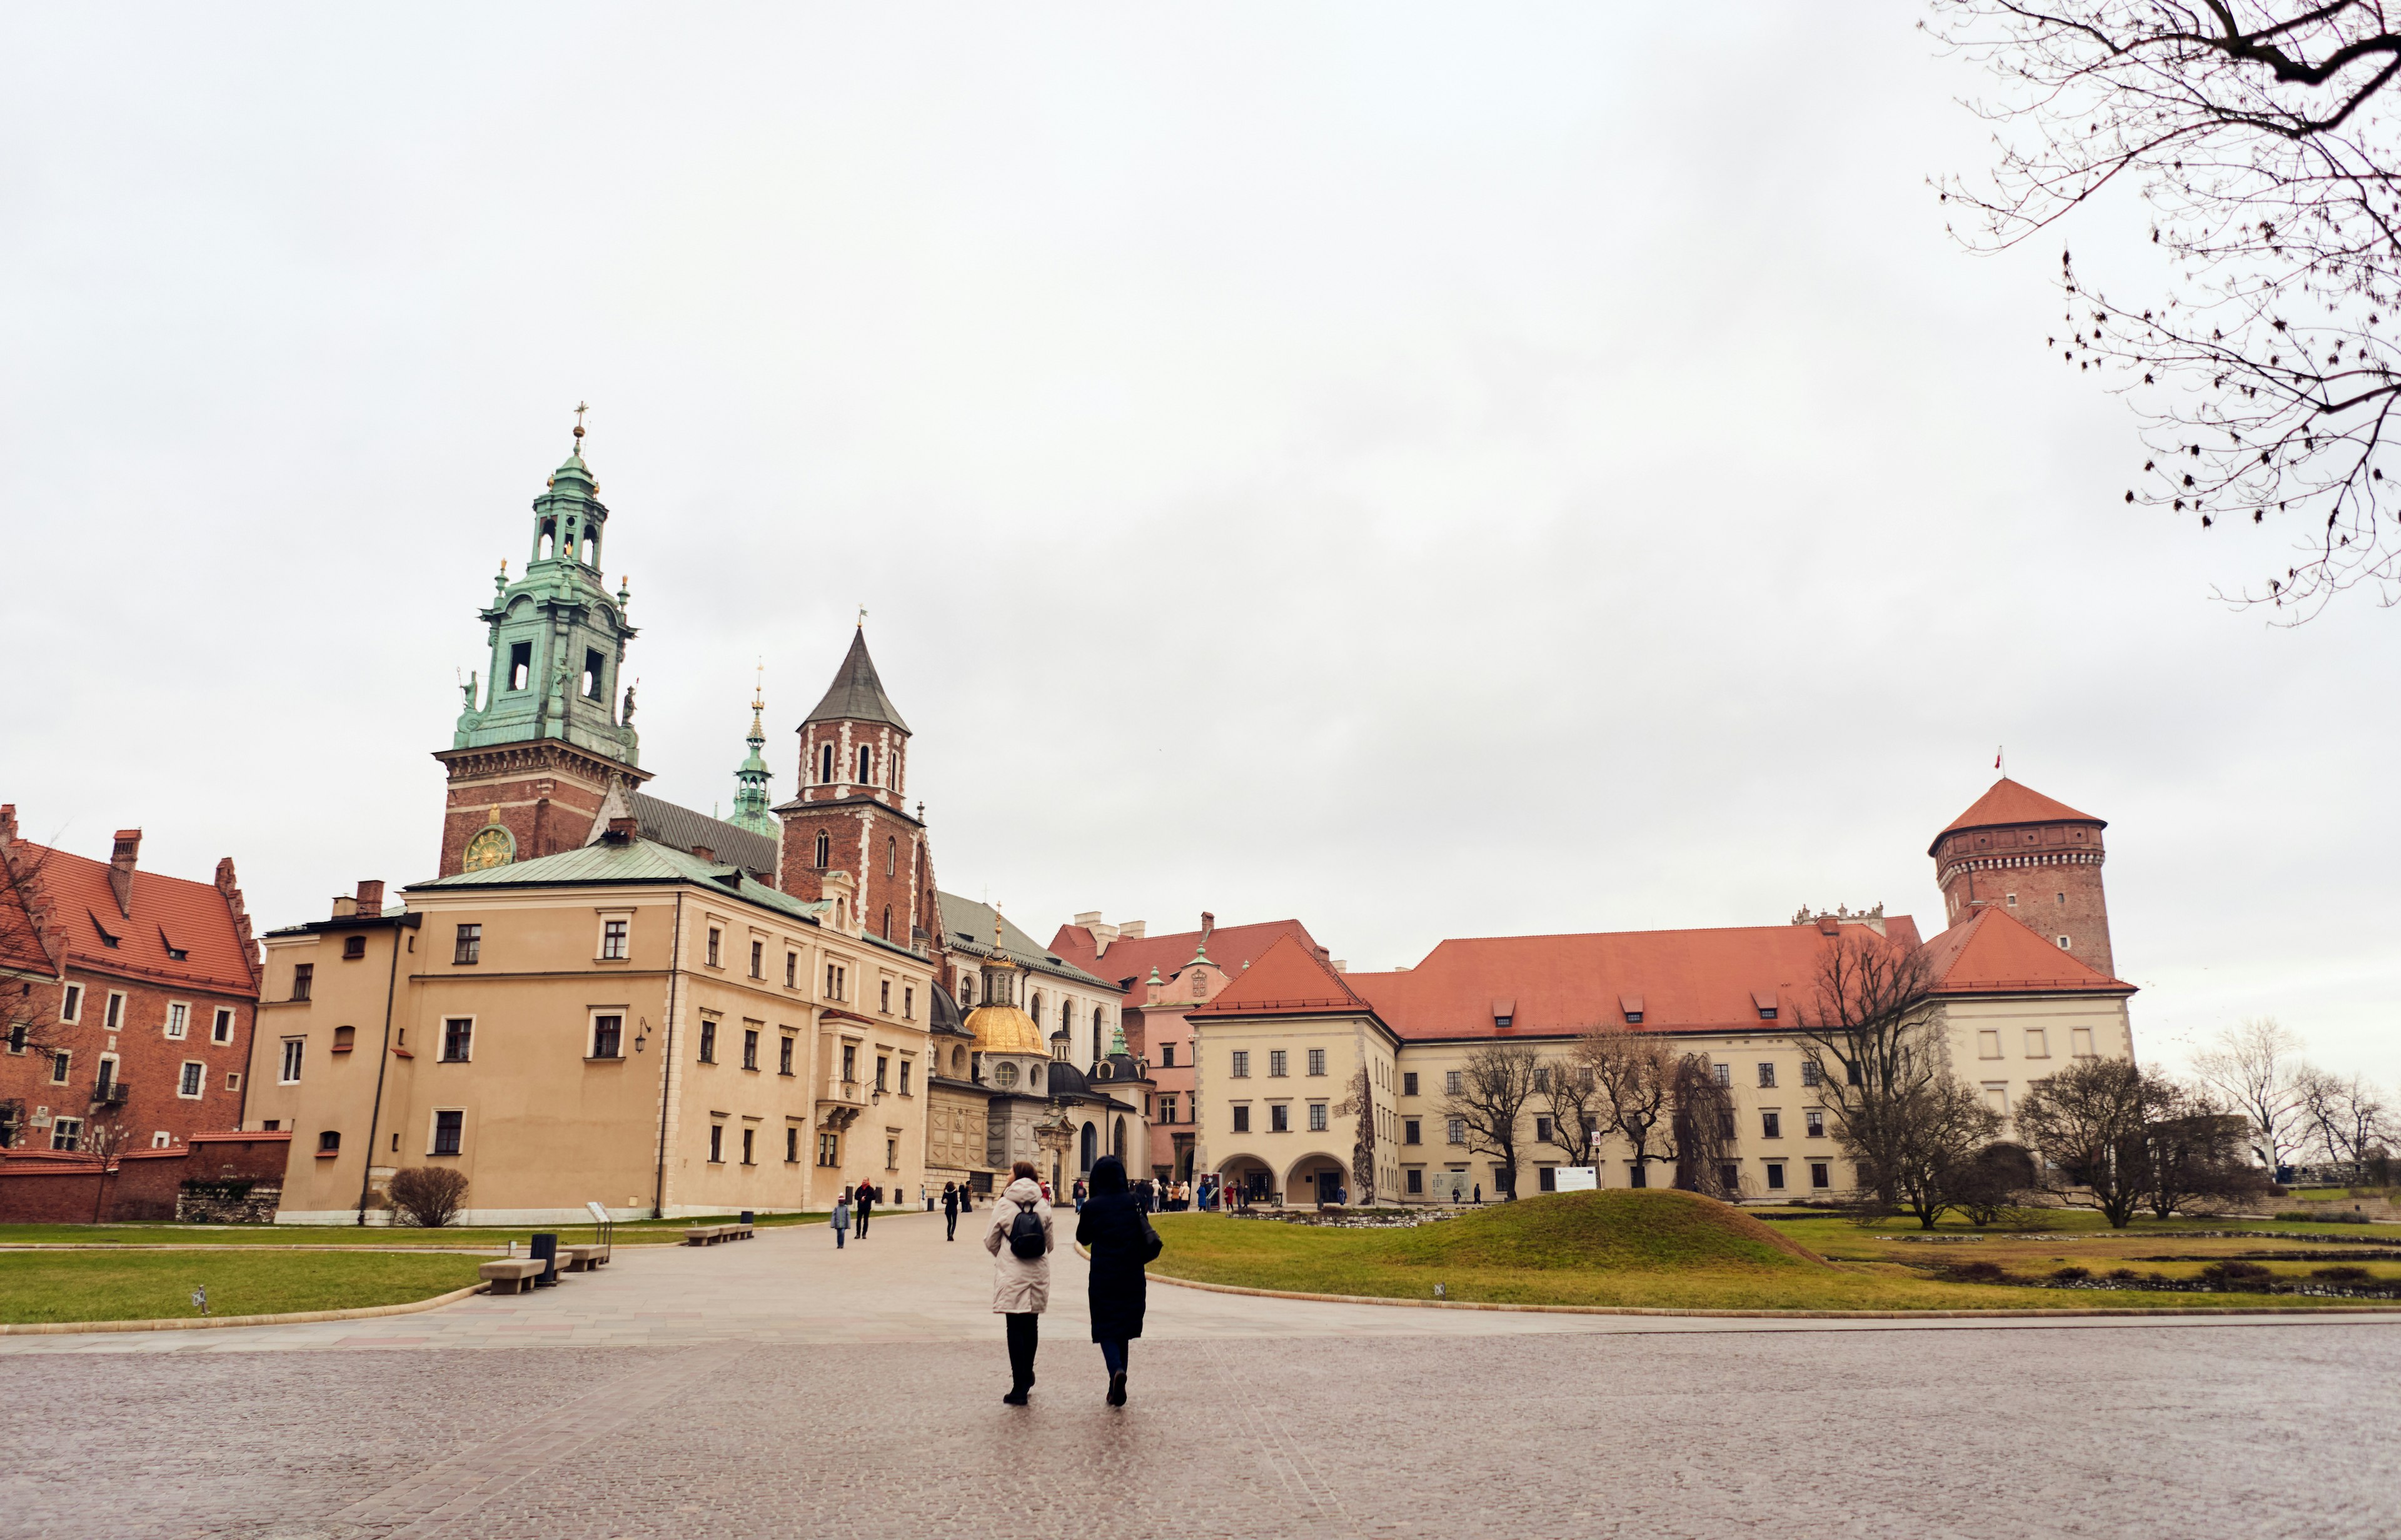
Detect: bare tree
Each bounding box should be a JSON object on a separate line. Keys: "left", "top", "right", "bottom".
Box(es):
{"left": 81, "top": 1118, "right": 134, "bottom": 1225}
{"left": 1540, "top": 1054, "right": 1606, "bottom": 1174}
{"left": 1578, "top": 1023, "right": 1678, "bottom": 1186}
{"left": 0, "top": 831, "right": 71, "bottom": 1064}
{"left": 1669, "top": 1055, "right": 1740, "bottom": 1199}
{"left": 1332, "top": 1064, "right": 1378, "bottom": 1207}
{"left": 1886, "top": 1079, "right": 2006, "bottom": 1229}
{"left": 2296, "top": 1066, "right": 2394, "bottom": 1180}
{"left": 2139, "top": 1082, "right": 2266, "bottom": 1217}
{"left": 1793, "top": 927, "right": 1943, "bottom": 1207}
{"left": 2192, "top": 1017, "right": 2307, "bottom": 1176}
{"left": 1441, "top": 1045, "right": 1543, "bottom": 1199}
{"left": 1933, "top": 1, "right": 2401, "bottom": 616}
{"left": 2015, "top": 1057, "right": 2157, "bottom": 1227}
{"left": 1948, "top": 1141, "right": 2038, "bottom": 1227}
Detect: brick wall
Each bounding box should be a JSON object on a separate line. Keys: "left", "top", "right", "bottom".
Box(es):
{"left": 0, "top": 970, "right": 254, "bottom": 1149}
{"left": 1934, "top": 822, "right": 2116, "bottom": 977}
{"left": 0, "top": 1132, "right": 292, "bottom": 1224}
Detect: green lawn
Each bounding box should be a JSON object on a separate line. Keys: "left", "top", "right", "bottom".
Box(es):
{"left": 0, "top": 1211, "right": 830, "bottom": 1251}
{"left": 1146, "top": 1192, "right": 2395, "bottom": 1312}
{"left": 0, "top": 1249, "right": 487, "bottom": 1325}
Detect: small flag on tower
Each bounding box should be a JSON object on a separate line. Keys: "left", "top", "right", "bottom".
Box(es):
{"left": 1995, "top": 747, "right": 2004, "bottom": 771}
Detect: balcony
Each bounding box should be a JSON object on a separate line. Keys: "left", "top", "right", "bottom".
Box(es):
{"left": 91, "top": 1081, "right": 129, "bottom": 1107}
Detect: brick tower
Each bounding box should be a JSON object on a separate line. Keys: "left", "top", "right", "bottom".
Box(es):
{"left": 1929, "top": 777, "right": 2115, "bottom": 979}
{"left": 432, "top": 420, "right": 650, "bottom": 876}
{"left": 775, "top": 625, "right": 935, "bottom": 948}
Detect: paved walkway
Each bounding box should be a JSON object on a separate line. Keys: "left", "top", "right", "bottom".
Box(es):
{"left": 4, "top": 1209, "right": 2396, "bottom": 1538}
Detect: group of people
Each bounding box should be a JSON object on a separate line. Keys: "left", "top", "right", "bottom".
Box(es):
{"left": 1066, "top": 1175, "right": 1192, "bottom": 1214}
{"left": 984, "top": 1155, "right": 1160, "bottom": 1406}
{"left": 827, "top": 1180, "right": 885, "bottom": 1247}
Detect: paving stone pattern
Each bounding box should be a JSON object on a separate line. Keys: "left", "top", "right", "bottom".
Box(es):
{"left": 2, "top": 1210, "right": 2394, "bottom": 1537}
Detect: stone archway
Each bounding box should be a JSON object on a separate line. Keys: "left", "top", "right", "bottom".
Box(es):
{"left": 1284, "top": 1152, "right": 1351, "bottom": 1208}
{"left": 1216, "top": 1154, "right": 1274, "bottom": 1205}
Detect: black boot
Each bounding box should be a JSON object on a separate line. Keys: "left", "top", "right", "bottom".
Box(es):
{"left": 1107, "top": 1370, "right": 1127, "bottom": 1407}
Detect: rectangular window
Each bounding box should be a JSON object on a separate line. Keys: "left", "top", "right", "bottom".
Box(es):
{"left": 1229, "top": 1050, "right": 1250, "bottom": 1079}
{"left": 886, "top": 1137, "right": 898, "bottom": 1170}
{"left": 904, "top": 987, "right": 914, "bottom": 1020}
{"left": 1538, "top": 1166, "right": 1557, "bottom": 1192}
{"left": 1981, "top": 1082, "right": 2010, "bottom": 1114}
{"left": 432, "top": 1109, "right": 463, "bottom": 1156}
{"left": 278, "top": 1040, "right": 302, "bottom": 1084}
{"left": 318, "top": 1129, "right": 341, "bottom": 1154}
{"left": 591, "top": 1014, "right": 623, "bottom": 1059}
{"left": 1718, "top": 1109, "right": 1737, "bottom": 1139}
{"left": 508, "top": 640, "right": 531, "bottom": 690}
{"left": 785, "top": 952, "right": 798, "bottom": 988}
{"left": 743, "top": 1029, "right": 760, "bottom": 1070}
{"left": 1160, "top": 1094, "right": 1178, "bottom": 1124}
{"left": 817, "top": 1131, "right": 840, "bottom": 1166}
{"left": 898, "top": 1060, "right": 912, "bottom": 1094}
{"left": 1810, "top": 1162, "right": 1831, "bottom": 1190}
{"left": 1404, "top": 1119, "right": 1422, "bottom": 1145}
{"left": 49, "top": 1049, "right": 71, "bottom": 1084}
{"left": 1719, "top": 1162, "right": 1740, "bottom": 1192}
{"left": 212, "top": 1007, "right": 234, "bottom": 1044}
{"left": 104, "top": 992, "right": 124, "bottom": 1030}
{"left": 1534, "top": 1115, "right": 1554, "bottom": 1142}
{"left": 5, "top": 1022, "right": 23, "bottom": 1054}
{"left": 741, "top": 1127, "right": 755, "bottom": 1165}
{"left": 343, "top": 935, "right": 366, "bottom": 960}
{"left": 1978, "top": 1030, "right": 2003, "bottom": 1059}
{"left": 787, "top": 1127, "right": 799, "bottom": 1163}
{"left": 601, "top": 919, "right": 628, "bottom": 960}
{"left": 1405, "top": 1168, "right": 1424, "bottom": 1195}
{"left": 455, "top": 923, "right": 481, "bottom": 964}
{"left": 441, "top": 1018, "right": 473, "bottom": 1062}
{"left": 292, "top": 965, "right": 312, "bottom": 1002}
{"left": 699, "top": 1020, "right": 718, "bottom": 1063}
{"left": 60, "top": 984, "right": 82, "bottom": 1023}
{"left": 1761, "top": 1111, "right": 1782, "bottom": 1139}
{"left": 1756, "top": 1063, "right": 1776, "bottom": 1089}
{"left": 1444, "top": 1070, "right": 1462, "bottom": 1095}
{"left": 779, "top": 1035, "right": 795, "bottom": 1075}
{"left": 2023, "top": 1028, "right": 2049, "bottom": 1059}
{"left": 750, "top": 940, "right": 764, "bottom": 979}
{"left": 2071, "top": 1027, "right": 2096, "bottom": 1058}
{"left": 875, "top": 1055, "right": 888, "bottom": 1092}
{"left": 1800, "top": 1060, "right": 1821, "bottom": 1088}
{"left": 151, "top": 1130, "right": 172, "bottom": 1149}
{"left": 1231, "top": 1105, "right": 1251, "bottom": 1134}
{"left": 1446, "top": 1118, "right": 1464, "bottom": 1145}
{"left": 1765, "top": 1164, "right": 1786, "bottom": 1191}
{"left": 1805, "top": 1109, "right": 1825, "bottom": 1138}
{"left": 1711, "top": 1062, "right": 1731, "bottom": 1087}
{"left": 164, "top": 1002, "right": 188, "bottom": 1040}
{"left": 842, "top": 1044, "right": 857, "bottom": 1082}
{"left": 179, "top": 1061, "right": 203, "bottom": 1098}
{"left": 707, "top": 929, "right": 723, "bottom": 968}
{"left": 1402, "top": 1071, "right": 1419, "bottom": 1097}
{"left": 1308, "top": 1102, "right": 1328, "bottom": 1132}
{"left": 1306, "top": 1048, "right": 1326, "bottom": 1077}
{"left": 584, "top": 647, "right": 605, "bottom": 701}
{"left": 225, "top": 1072, "right": 241, "bottom": 1091}
{"left": 1269, "top": 1104, "right": 1289, "bottom": 1133}
{"left": 50, "top": 1117, "right": 82, "bottom": 1152}
{"left": 1268, "top": 1050, "right": 1288, "bottom": 1077}
{"left": 709, "top": 1124, "right": 725, "bottom": 1163}
{"left": 2057, "top": 935, "right": 2071, "bottom": 950}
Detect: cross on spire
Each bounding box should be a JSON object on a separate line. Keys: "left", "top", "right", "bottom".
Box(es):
{"left": 572, "top": 401, "right": 589, "bottom": 450}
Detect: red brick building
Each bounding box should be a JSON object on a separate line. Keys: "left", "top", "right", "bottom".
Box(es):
{"left": 0, "top": 807, "right": 262, "bottom": 1155}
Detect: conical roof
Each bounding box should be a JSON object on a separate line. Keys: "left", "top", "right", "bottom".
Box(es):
{"left": 803, "top": 627, "right": 909, "bottom": 732}
{"left": 1931, "top": 778, "right": 2103, "bottom": 854}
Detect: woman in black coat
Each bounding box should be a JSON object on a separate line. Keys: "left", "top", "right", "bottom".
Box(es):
{"left": 1074, "top": 1155, "right": 1156, "bottom": 1407}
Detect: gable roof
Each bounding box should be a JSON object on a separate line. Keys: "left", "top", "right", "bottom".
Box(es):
{"left": 1918, "top": 906, "right": 2134, "bottom": 996}
{"left": 1190, "top": 933, "right": 1377, "bottom": 1019}
{"left": 5, "top": 842, "right": 256, "bottom": 994}
{"left": 936, "top": 893, "right": 1112, "bottom": 987}
{"left": 803, "top": 628, "right": 909, "bottom": 733}
{"left": 1935, "top": 778, "right": 2103, "bottom": 851}
{"left": 1047, "top": 917, "right": 1322, "bottom": 1002}
{"left": 629, "top": 791, "right": 778, "bottom": 876}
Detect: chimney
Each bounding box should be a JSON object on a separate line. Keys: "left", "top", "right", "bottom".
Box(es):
{"left": 355, "top": 880, "right": 385, "bottom": 918}
{"left": 1817, "top": 915, "right": 1840, "bottom": 937}
{"left": 0, "top": 803, "right": 16, "bottom": 843}
{"left": 692, "top": 845, "right": 715, "bottom": 863}
{"left": 1119, "top": 920, "right": 1145, "bottom": 940}
{"left": 604, "top": 817, "right": 637, "bottom": 843}
{"left": 1200, "top": 911, "right": 1215, "bottom": 945}
{"left": 108, "top": 828, "right": 141, "bottom": 916}
{"left": 1331, "top": 960, "right": 1347, "bottom": 973}
{"left": 331, "top": 894, "right": 358, "bottom": 918}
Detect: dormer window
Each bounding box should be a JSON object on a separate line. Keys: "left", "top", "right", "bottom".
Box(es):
{"left": 1624, "top": 1010, "right": 1643, "bottom": 1024}
{"left": 1751, "top": 990, "right": 1778, "bottom": 1021}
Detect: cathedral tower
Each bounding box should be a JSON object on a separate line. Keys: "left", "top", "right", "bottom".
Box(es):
{"left": 775, "top": 625, "right": 933, "bottom": 947}
{"left": 1930, "top": 777, "right": 2115, "bottom": 979}
{"left": 434, "top": 423, "right": 650, "bottom": 876}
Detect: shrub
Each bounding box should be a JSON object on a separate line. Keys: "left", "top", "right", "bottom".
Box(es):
{"left": 2276, "top": 1209, "right": 2369, "bottom": 1224}
{"left": 2266, "top": 1184, "right": 2290, "bottom": 1198}
{"left": 2107, "top": 1267, "right": 2138, "bottom": 1281}
{"left": 387, "top": 1167, "right": 471, "bottom": 1228}
{"left": 2051, "top": 1266, "right": 2091, "bottom": 1282}
{"left": 2197, "top": 1260, "right": 2275, "bottom": 1292}
{"left": 1948, "top": 1260, "right": 2007, "bottom": 1283}
{"left": 2311, "top": 1266, "right": 2372, "bottom": 1283}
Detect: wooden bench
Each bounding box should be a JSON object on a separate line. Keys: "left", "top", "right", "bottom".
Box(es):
{"left": 479, "top": 1257, "right": 550, "bottom": 1295}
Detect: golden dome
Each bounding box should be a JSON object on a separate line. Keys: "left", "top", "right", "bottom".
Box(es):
{"left": 964, "top": 1003, "right": 1046, "bottom": 1056}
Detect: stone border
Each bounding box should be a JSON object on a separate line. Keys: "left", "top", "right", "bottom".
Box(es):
{"left": 0, "top": 1282, "right": 485, "bottom": 1336}
{"left": 1137, "top": 1266, "right": 2401, "bottom": 1320}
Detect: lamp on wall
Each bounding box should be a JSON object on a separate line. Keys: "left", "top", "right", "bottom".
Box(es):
{"left": 634, "top": 1018, "right": 650, "bottom": 1054}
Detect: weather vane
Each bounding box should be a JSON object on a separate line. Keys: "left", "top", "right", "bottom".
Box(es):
{"left": 857, "top": 604, "right": 868, "bottom": 628}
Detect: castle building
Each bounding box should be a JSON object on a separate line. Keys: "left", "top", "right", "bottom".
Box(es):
{"left": 0, "top": 809, "right": 261, "bottom": 1155}
{"left": 1929, "top": 778, "right": 2115, "bottom": 979}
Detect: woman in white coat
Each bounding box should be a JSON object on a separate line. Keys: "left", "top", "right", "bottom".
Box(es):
{"left": 983, "top": 1159, "right": 1055, "bottom": 1405}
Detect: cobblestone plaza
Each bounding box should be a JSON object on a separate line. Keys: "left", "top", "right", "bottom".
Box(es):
{"left": 4, "top": 1215, "right": 2394, "bottom": 1539}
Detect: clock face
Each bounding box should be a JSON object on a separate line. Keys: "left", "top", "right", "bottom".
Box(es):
{"left": 992, "top": 1060, "right": 1020, "bottom": 1090}
{"left": 462, "top": 827, "right": 515, "bottom": 872}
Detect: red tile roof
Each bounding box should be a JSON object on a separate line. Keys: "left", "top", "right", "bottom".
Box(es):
{"left": 1935, "top": 778, "right": 2103, "bottom": 850}
{"left": 1046, "top": 917, "right": 1322, "bottom": 1002}
{"left": 1188, "top": 933, "right": 1376, "bottom": 1019}
{"left": 8, "top": 842, "right": 258, "bottom": 994}
{"left": 1918, "top": 906, "right": 2133, "bottom": 995}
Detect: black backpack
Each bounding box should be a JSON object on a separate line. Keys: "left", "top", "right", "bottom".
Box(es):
{"left": 1006, "top": 1199, "right": 1047, "bottom": 1260}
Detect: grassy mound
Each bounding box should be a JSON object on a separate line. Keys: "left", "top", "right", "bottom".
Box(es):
{"left": 1391, "top": 1189, "right": 1827, "bottom": 1272}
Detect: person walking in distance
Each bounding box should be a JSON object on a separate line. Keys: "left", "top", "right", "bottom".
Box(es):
{"left": 855, "top": 1180, "right": 875, "bottom": 1239}
{"left": 942, "top": 1180, "right": 960, "bottom": 1242}
{"left": 985, "top": 1159, "right": 1054, "bottom": 1406}
{"left": 1075, "top": 1154, "right": 1160, "bottom": 1407}
{"left": 830, "top": 1185, "right": 852, "bottom": 1249}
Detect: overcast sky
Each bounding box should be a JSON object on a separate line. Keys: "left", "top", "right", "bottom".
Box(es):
{"left": 5, "top": 6, "right": 2393, "bottom": 1086}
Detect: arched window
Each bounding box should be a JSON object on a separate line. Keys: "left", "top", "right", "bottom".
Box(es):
{"left": 1031, "top": 1064, "right": 1044, "bottom": 1090}
{"left": 1030, "top": 993, "right": 1042, "bottom": 1026}
{"left": 1113, "top": 1117, "right": 1127, "bottom": 1160}
{"left": 857, "top": 744, "right": 873, "bottom": 783}
{"left": 813, "top": 832, "right": 830, "bottom": 868}
{"left": 819, "top": 744, "right": 834, "bottom": 784}
{"left": 1079, "top": 1122, "right": 1097, "bottom": 1172}
{"left": 886, "top": 836, "right": 896, "bottom": 876}
{"left": 1092, "top": 1005, "right": 1105, "bottom": 1038}
{"left": 951, "top": 1046, "right": 965, "bottom": 1075}
{"left": 881, "top": 905, "right": 892, "bottom": 940}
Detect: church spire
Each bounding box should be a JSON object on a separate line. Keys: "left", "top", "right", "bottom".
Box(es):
{"left": 728, "top": 667, "right": 775, "bottom": 835}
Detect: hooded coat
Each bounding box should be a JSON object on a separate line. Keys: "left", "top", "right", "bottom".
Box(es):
{"left": 983, "top": 1175, "right": 1055, "bottom": 1314}
{"left": 1074, "top": 1155, "right": 1152, "bottom": 1342}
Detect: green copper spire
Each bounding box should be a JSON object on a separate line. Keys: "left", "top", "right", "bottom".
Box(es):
{"left": 728, "top": 670, "right": 776, "bottom": 835}
{"left": 1109, "top": 1019, "right": 1129, "bottom": 1057}
{"left": 451, "top": 413, "right": 641, "bottom": 767}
